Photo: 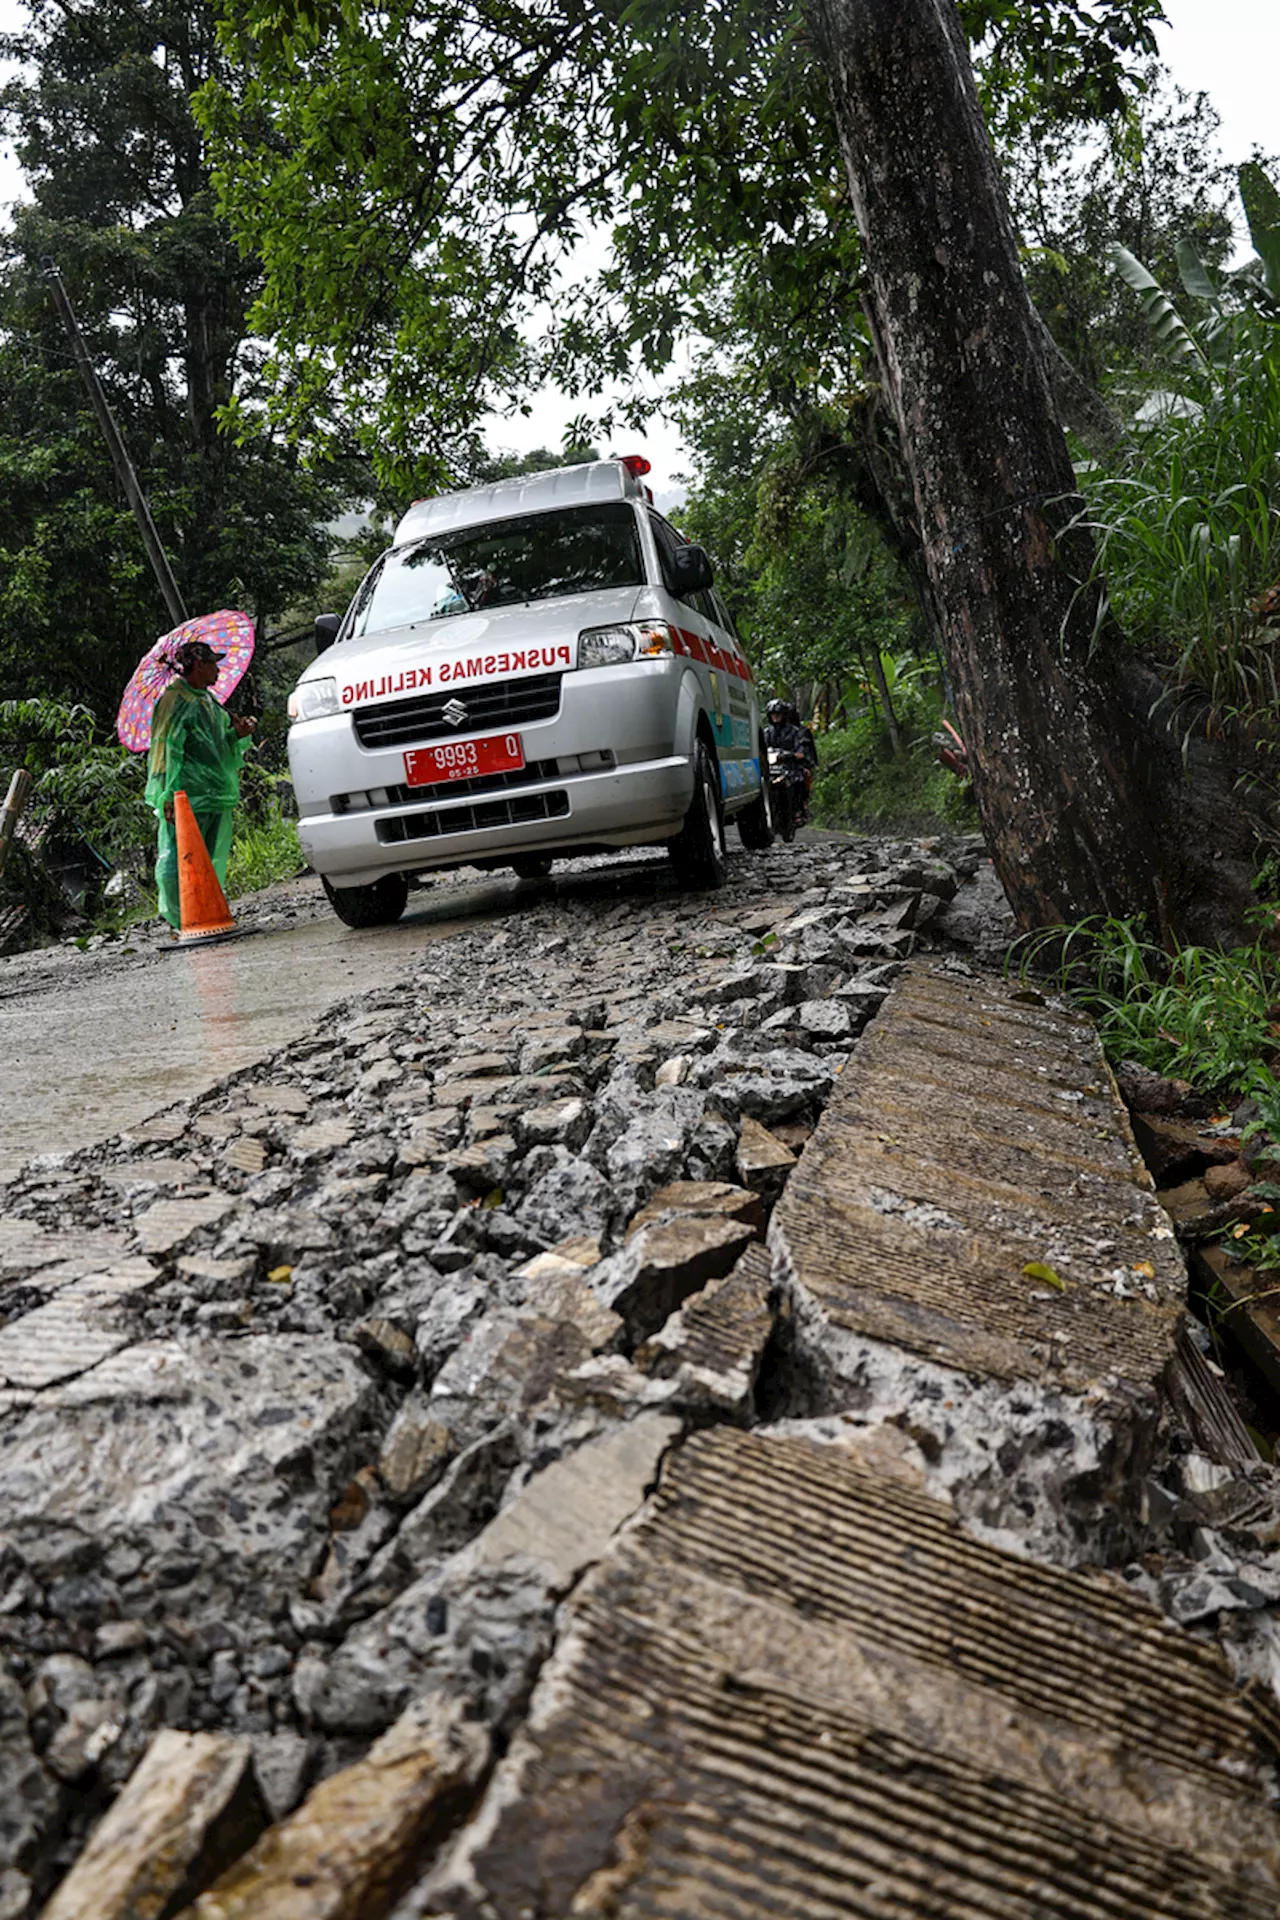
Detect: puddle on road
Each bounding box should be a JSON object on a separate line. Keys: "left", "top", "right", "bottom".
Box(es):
{"left": 0, "top": 843, "right": 764, "bottom": 1178}
{"left": 0, "top": 887, "right": 508, "bottom": 1174}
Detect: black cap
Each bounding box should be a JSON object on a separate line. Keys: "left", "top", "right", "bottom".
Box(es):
{"left": 169, "top": 639, "right": 224, "bottom": 671}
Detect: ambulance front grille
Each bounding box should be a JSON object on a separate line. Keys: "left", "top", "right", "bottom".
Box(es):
{"left": 376, "top": 789, "right": 571, "bottom": 844}
{"left": 352, "top": 673, "right": 563, "bottom": 749}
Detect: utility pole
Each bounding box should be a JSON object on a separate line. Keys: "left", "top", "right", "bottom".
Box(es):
{"left": 43, "top": 258, "right": 188, "bottom": 631}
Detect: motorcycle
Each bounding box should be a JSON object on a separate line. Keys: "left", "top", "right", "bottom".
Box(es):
{"left": 767, "top": 748, "right": 805, "bottom": 842}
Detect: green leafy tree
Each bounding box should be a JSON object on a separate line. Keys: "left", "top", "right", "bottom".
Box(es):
{"left": 195, "top": 0, "right": 1168, "bottom": 702}
{"left": 198, "top": 0, "right": 1167, "bottom": 480}
{"left": 1008, "top": 69, "right": 1240, "bottom": 397}
{"left": 201, "top": 0, "right": 1280, "bottom": 942}
{"left": 0, "top": 0, "right": 342, "bottom": 722}
{"left": 671, "top": 360, "right": 917, "bottom": 729}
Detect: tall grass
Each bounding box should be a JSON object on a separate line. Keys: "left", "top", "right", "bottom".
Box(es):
{"left": 1082, "top": 318, "right": 1280, "bottom": 732}
{"left": 225, "top": 798, "right": 306, "bottom": 897}
{"left": 1016, "top": 914, "right": 1280, "bottom": 1090}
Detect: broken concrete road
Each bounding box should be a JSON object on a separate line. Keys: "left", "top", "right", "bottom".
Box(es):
{"left": 6, "top": 841, "right": 1280, "bottom": 1915}
{"left": 40, "top": 1731, "right": 266, "bottom": 1920}
{"left": 770, "top": 962, "right": 1195, "bottom": 1560}
{"left": 417, "top": 1428, "right": 1280, "bottom": 1919}
{"left": 391, "top": 964, "right": 1280, "bottom": 1914}
{"left": 776, "top": 964, "right": 1186, "bottom": 1394}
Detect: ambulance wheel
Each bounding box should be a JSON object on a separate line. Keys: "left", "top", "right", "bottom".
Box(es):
{"left": 321, "top": 872, "right": 409, "bottom": 928}
{"left": 511, "top": 855, "right": 554, "bottom": 880}
{"left": 737, "top": 749, "right": 775, "bottom": 851}
{"left": 669, "top": 740, "right": 727, "bottom": 889}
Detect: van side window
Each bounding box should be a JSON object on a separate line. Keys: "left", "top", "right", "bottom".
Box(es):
{"left": 649, "top": 512, "right": 685, "bottom": 593}
{"left": 710, "top": 589, "right": 739, "bottom": 640}
{"left": 649, "top": 511, "right": 719, "bottom": 624}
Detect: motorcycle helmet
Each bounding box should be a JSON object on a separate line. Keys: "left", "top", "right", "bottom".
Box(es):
{"left": 766, "top": 698, "right": 788, "bottom": 719}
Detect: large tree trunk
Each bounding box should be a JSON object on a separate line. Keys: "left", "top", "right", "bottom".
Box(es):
{"left": 1032, "top": 309, "right": 1131, "bottom": 460}
{"left": 807, "top": 0, "right": 1261, "bottom": 942}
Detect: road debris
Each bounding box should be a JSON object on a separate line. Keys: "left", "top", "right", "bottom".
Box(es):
{"left": 6, "top": 833, "right": 1280, "bottom": 1913}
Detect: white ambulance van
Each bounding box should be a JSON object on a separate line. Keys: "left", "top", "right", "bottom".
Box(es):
{"left": 286, "top": 456, "right": 774, "bottom": 925}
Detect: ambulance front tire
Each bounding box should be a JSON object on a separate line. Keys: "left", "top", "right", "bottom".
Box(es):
{"left": 321, "top": 872, "right": 410, "bottom": 928}
{"left": 511, "top": 855, "right": 554, "bottom": 880}
{"left": 669, "top": 739, "right": 727, "bottom": 889}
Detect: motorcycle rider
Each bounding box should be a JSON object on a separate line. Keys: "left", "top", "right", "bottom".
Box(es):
{"left": 764, "top": 698, "right": 815, "bottom": 823}
{"left": 786, "top": 702, "right": 818, "bottom": 817}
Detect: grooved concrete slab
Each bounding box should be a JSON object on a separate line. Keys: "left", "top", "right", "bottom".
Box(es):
{"left": 426, "top": 1428, "right": 1280, "bottom": 1917}
{"left": 134, "top": 1193, "right": 237, "bottom": 1257}
{"left": 771, "top": 963, "right": 1185, "bottom": 1392}
{"left": 634, "top": 1242, "right": 774, "bottom": 1414}
{"left": 0, "top": 1258, "right": 158, "bottom": 1388}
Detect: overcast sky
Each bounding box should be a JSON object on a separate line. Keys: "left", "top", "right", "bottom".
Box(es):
{"left": 0, "top": 0, "right": 1275, "bottom": 482}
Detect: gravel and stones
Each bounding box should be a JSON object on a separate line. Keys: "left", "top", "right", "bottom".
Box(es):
{"left": 0, "top": 831, "right": 1005, "bottom": 1908}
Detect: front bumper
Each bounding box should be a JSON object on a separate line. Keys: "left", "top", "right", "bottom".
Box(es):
{"left": 288, "top": 660, "right": 697, "bottom": 885}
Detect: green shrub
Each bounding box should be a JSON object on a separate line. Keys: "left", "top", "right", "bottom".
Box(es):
{"left": 1086, "top": 174, "right": 1280, "bottom": 734}
{"left": 1081, "top": 335, "right": 1280, "bottom": 725}
{"left": 811, "top": 716, "right": 974, "bottom": 831}
{"left": 1015, "top": 914, "right": 1280, "bottom": 1090}
{"left": 0, "top": 699, "right": 151, "bottom": 869}
{"left": 809, "top": 661, "right": 978, "bottom": 831}
{"left": 225, "top": 799, "right": 306, "bottom": 897}
{"left": 0, "top": 698, "right": 152, "bottom": 943}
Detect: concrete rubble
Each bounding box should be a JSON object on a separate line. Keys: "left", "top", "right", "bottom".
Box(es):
{"left": 39, "top": 1730, "right": 266, "bottom": 1920}
{"left": 2, "top": 831, "right": 1280, "bottom": 1914}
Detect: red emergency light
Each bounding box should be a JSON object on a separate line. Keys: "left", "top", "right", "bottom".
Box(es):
{"left": 620, "top": 454, "right": 652, "bottom": 478}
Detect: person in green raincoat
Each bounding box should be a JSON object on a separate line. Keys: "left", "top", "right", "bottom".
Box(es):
{"left": 145, "top": 639, "right": 256, "bottom": 928}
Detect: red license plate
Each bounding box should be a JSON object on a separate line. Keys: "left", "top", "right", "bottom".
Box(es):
{"left": 403, "top": 732, "right": 525, "bottom": 787}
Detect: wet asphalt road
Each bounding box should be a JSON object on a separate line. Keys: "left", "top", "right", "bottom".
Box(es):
{"left": 0, "top": 849, "right": 721, "bottom": 1179}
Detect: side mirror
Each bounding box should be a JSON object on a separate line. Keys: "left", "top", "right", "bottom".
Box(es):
{"left": 670, "top": 544, "right": 714, "bottom": 595}
{"left": 314, "top": 612, "right": 342, "bottom": 653}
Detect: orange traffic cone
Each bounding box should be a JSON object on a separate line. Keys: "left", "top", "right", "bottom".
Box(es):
{"left": 173, "top": 790, "right": 237, "bottom": 945}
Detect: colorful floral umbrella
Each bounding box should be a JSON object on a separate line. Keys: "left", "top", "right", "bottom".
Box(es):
{"left": 116, "top": 610, "right": 256, "bottom": 752}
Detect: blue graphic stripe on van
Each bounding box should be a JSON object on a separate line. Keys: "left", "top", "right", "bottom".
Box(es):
{"left": 719, "top": 757, "right": 757, "bottom": 800}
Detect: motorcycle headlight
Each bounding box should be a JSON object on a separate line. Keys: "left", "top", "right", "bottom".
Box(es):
{"left": 288, "top": 676, "right": 340, "bottom": 722}
{"left": 578, "top": 621, "right": 673, "bottom": 669}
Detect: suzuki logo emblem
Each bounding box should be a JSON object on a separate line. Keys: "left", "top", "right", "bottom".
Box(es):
{"left": 442, "top": 698, "right": 469, "bottom": 727}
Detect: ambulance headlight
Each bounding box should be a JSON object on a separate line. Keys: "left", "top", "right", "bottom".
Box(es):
{"left": 288, "top": 677, "right": 340, "bottom": 722}
{"left": 578, "top": 622, "right": 673, "bottom": 668}
{"left": 578, "top": 625, "right": 636, "bottom": 668}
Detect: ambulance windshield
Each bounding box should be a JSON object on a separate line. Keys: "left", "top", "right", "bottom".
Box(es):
{"left": 348, "top": 502, "right": 644, "bottom": 637}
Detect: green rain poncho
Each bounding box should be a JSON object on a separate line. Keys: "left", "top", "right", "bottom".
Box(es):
{"left": 145, "top": 681, "right": 250, "bottom": 927}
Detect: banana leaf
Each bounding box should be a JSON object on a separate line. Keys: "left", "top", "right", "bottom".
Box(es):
{"left": 1239, "top": 161, "right": 1280, "bottom": 302}
{"left": 1175, "top": 239, "right": 1220, "bottom": 307}
{"left": 1107, "top": 243, "right": 1210, "bottom": 374}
